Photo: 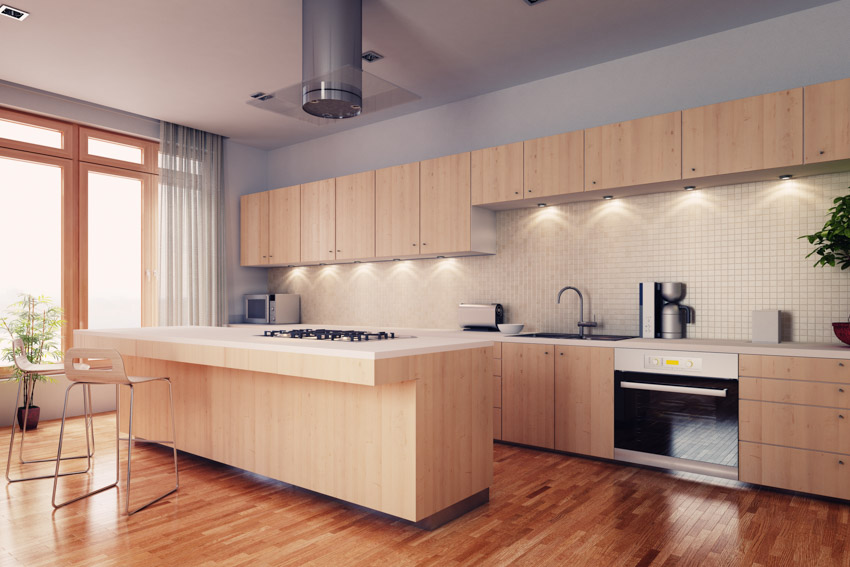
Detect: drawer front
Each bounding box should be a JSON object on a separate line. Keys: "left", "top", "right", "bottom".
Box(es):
{"left": 493, "top": 341, "right": 502, "bottom": 360}
{"left": 492, "top": 358, "right": 502, "bottom": 377}
{"left": 494, "top": 408, "right": 502, "bottom": 440}
{"left": 740, "top": 400, "right": 850, "bottom": 454}
{"left": 493, "top": 375, "right": 502, "bottom": 408}
{"left": 740, "top": 441, "right": 850, "bottom": 500}
{"left": 740, "top": 377, "right": 850, "bottom": 409}
{"left": 740, "top": 355, "right": 850, "bottom": 384}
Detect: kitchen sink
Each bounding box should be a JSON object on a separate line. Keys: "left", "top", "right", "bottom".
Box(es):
{"left": 519, "top": 332, "right": 637, "bottom": 341}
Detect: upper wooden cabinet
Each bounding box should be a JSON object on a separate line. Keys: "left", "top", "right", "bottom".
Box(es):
{"left": 804, "top": 77, "right": 850, "bottom": 164}
{"left": 335, "top": 171, "right": 375, "bottom": 261}
{"left": 524, "top": 131, "right": 584, "bottom": 198}
{"left": 585, "top": 112, "right": 681, "bottom": 191}
{"left": 376, "top": 162, "right": 420, "bottom": 258}
{"left": 471, "top": 142, "right": 524, "bottom": 205}
{"left": 240, "top": 191, "right": 269, "bottom": 266}
{"left": 554, "top": 346, "right": 615, "bottom": 459}
{"left": 420, "top": 153, "right": 472, "bottom": 255}
{"left": 300, "top": 179, "right": 336, "bottom": 263}
{"left": 502, "top": 342, "right": 555, "bottom": 449}
{"left": 268, "top": 185, "right": 300, "bottom": 266}
{"left": 682, "top": 89, "right": 803, "bottom": 178}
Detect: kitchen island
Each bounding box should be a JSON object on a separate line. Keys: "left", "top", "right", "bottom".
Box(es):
{"left": 73, "top": 327, "right": 494, "bottom": 527}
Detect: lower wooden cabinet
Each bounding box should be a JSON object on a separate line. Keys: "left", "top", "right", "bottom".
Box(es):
{"left": 493, "top": 408, "right": 502, "bottom": 441}
{"left": 740, "top": 441, "right": 850, "bottom": 500}
{"left": 554, "top": 346, "right": 614, "bottom": 459}
{"left": 501, "top": 343, "right": 554, "bottom": 448}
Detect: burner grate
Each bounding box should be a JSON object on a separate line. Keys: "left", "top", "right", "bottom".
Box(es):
{"left": 261, "top": 329, "right": 397, "bottom": 341}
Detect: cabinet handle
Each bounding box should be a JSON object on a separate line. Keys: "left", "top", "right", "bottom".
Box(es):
{"left": 262, "top": 255, "right": 267, "bottom": 258}
{"left": 422, "top": 243, "right": 427, "bottom": 246}
{"left": 840, "top": 362, "right": 845, "bottom": 367}
{"left": 691, "top": 167, "right": 696, "bottom": 172}
{"left": 514, "top": 191, "right": 520, "bottom": 195}
{"left": 840, "top": 415, "right": 845, "bottom": 419}
{"left": 528, "top": 189, "right": 533, "bottom": 193}
{"left": 819, "top": 150, "right": 825, "bottom": 155}
{"left": 544, "top": 351, "right": 549, "bottom": 355}
{"left": 559, "top": 352, "right": 564, "bottom": 356}
{"left": 592, "top": 181, "right": 597, "bottom": 185}
{"left": 840, "top": 460, "right": 845, "bottom": 465}
{"left": 337, "top": 249, "right": 341, "bottom": 253}
{"left": 840, "top": 388, "right": 845, "bottom": 393}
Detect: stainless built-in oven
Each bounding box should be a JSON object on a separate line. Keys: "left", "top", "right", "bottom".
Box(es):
{"left": 614, "top": 349, "right": 739, "bottom": 480}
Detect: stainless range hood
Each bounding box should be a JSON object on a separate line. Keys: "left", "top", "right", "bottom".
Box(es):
{"left": 301, "top": 0, "right": 363, "bottom": 119}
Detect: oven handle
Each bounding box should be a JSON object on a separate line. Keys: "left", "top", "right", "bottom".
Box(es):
{"left": 620, "top": 381, "right": 727, "bottom": 398}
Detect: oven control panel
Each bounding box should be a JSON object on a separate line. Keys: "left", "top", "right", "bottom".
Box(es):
{"left": 645, "top": 355, "right": 702, "bottom": 371}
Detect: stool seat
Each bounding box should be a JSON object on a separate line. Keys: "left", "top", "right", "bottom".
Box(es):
{"left": 53, "top": 347, "right": 179, "bottom": 515}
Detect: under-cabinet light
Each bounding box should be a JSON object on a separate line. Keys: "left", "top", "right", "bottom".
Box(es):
{"left": 779, "top": 174, "right": 793, "bottom": 180}
{"left": 603, "top": 195, "right": 614, "bottom": 200}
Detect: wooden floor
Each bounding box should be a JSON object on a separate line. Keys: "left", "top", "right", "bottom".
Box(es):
{"left": 2, "top": 413, "right": 849, "bottom": 567}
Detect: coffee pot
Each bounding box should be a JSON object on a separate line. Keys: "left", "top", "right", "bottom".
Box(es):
{"left": 660, "top": 283, "right": 692, "bottom": 339}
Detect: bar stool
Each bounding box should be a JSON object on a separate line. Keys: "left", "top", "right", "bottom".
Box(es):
{"left": 52, "top": 347, "right": 179, "bottom": 515}
{"left": 6, "top": 338, "right": 95, "bottom": 483}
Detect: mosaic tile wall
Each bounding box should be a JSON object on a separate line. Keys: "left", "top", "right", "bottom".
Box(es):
{"left": 269, "top": 172, "right": 850, "bottom": 343}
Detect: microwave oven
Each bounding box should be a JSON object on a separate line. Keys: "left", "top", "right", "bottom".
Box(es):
{"left": 244, "top": 294, "right": 301, "bottom": 324}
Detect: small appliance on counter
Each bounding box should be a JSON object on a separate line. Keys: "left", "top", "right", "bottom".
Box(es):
{"left": 458, "top": 303, "right": 504, "bottom": 331}
{"left": 244, "top": 293, "right": 301, "bottom": 324}
{"left": 640, "top": 282, "right": 693, "bottom": 339}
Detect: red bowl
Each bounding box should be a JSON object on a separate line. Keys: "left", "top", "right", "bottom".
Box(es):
{"left": 834, "top": 322, "right": 850, "bottom": 346}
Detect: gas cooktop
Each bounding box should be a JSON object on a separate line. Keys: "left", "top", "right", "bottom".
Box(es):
{"left": 258, "top": 329, "right": 409, "bottom": 341}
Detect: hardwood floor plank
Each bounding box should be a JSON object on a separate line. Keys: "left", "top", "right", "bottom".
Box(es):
{"left": 2, "top": 414, "right": 850, "bottom": 566}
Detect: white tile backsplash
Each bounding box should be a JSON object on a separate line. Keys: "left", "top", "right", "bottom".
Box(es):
{"left": 269, "top": 172, "right": 850, "bottom": 343}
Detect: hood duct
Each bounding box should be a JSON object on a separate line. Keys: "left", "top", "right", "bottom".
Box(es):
{"left": 301, "top": 0, "right": 363, "bottom": 119}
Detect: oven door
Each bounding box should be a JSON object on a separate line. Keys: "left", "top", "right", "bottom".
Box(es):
{"left": 614, "top": 370, "right": 738, "bottom": 477}
{"left": 244, "top": 295, "right": 270, "bottom": 324}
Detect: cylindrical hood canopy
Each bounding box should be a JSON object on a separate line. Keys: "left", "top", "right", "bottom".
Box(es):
{"left": 301, "top": 0, "right": 363, "bottom": 119}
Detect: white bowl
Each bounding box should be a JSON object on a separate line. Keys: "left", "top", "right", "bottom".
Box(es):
{"left": 498, "top": 324, "right": 524, "bottom": 335}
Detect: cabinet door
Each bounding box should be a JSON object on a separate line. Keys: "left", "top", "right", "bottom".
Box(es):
{"left": 502, "top": 342, "right": 554, "bottom": 448}
{"left": 335, "top": 171, "right": 375, "bottom": 261}
{"left": 585, "top": 111, "right": 681, "bottom": 191}
{"left": 420, "top": 153, "right": 471, "bottom": 255}
{"left": 804, "top": 78, "right": 850, "bottom": 164}
{"left": 268, "top": 185, "right": 300, "bottom": 265}
{"left": 240, "top": 191, "right": 269, "bottom": 266}
{"left": 740, "top": 442, "right": 850, "bottom": 500}
{"left": 554, "top": 346, "right": 614, "bottom": 458}
{"left": 470, "top": 142, "right": 524, "bottom": 205}
{"left": 300, "top": 179, "right": 336, "bottom": 263}
{"left": 524, "top": 131, "right": 584, "bottom": 198}
{"left": 375, "top": 162, "right": 420, "bottom": 258}
{"left": 682, "top": 89, "right": 803, "bottom": 178}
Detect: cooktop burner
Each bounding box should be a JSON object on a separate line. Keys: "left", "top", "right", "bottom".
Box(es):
{"left": 259, "top": 329, "right": 401, "bottom": 341}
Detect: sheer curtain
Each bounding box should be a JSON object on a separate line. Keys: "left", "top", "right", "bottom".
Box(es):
{"left": 158, "top": 122, "right": 226, "bottom": 326}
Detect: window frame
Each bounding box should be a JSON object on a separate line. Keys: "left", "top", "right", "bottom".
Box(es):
{"left": 79, "top": 126, "right": 159, "bottom": 174}
{"left": 0, "top": 107, "right": 75, "bottom": 159}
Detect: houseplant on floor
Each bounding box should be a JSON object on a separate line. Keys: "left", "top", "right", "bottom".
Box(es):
{"left": 800, "top": 189, "right": 850, "bottom": 345}
{"left": 0, "top": 294, "right": 64, "bottom": 429}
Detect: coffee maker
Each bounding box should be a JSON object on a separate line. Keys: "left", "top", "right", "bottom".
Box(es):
{"left": 640, "top": 282, "right": 693, "bottom": 339}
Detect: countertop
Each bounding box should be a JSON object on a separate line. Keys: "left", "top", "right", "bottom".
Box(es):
{"left": 231, "top": 324, "right": 850, "bottom": 360}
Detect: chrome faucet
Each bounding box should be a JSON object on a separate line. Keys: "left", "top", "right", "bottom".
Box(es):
{"left": 556, "top": 286, "right": 598, "bottom": 338}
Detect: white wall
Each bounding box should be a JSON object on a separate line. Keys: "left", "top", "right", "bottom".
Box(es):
{"left": 267, "top": 0, "right": 850, "bottom": 187}
{"left": 223, "top": 140, "right": 269, "bottom": 323}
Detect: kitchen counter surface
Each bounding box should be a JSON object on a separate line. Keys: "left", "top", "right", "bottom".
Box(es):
{"left": 232, "top": 324, "right": 850, "bottom": 359}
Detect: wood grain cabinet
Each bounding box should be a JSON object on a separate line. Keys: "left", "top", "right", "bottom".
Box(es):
{"left": 682, "top": 89, "right": 803, "bottom": 178}
{"left": 268, "top": 185, "right": 301, "bottom": 265}
{"left": 420, "top": 152, "right": 479, "bottom": 256}
{"left": 300, "top": 179, "right": 336, "bottom": 263}
{"left": 335, "top": 171, "right": 375, "bottom": 261}
{"left": 471, "top": 142, "right": 524, "bottom": 205}
{"left": 739, "top": 355, "right": 850, "bottom": 500}
{"left": 493, "top": 341, "right": 502, "bottom": 441}
{"left": 524, "top": 131, "right": 584, "bottom": 198}
{"left": 240, "top": 191, "right": 269, "bottom": 266}
{"left": 554, "top": 346, "right": 614, "bottom": 459}
{"left": 804, "top": 77, "right": 850, "bottom": 164}
{"left": 584, "top": 111, "right": 682, "bottom": 191}
{"left": 375, "top": 162, "right": 420, "bottom": 258}
{"left": 502, "top": 342, "right": 554, "bottom": 449}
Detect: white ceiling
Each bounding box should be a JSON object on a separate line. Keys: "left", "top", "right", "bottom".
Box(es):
{"left": 0, "top": 0, "right": 836, "bottom": 150}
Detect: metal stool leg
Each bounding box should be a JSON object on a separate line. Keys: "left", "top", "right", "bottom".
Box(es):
{"left": 52, "top": 383, "right": 118, "bottom": 508}
{"left": 123, "top": 379, "right": 179, "bottom": 515}
{"left": 7, "top": 380, "right": 94, "bottom": 483}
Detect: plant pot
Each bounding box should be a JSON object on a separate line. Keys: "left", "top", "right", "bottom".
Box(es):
{"left": 16, "top": 405, "right": 40, "bottom": 430}
{"left": 834, "top": 322, "right": 850, "bottom": 346}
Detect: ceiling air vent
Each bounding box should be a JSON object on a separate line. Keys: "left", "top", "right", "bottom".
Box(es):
{"left": 249, "top": 92, "right": 274, "bottom": 102}
{"left": 523, "top": 0, "right": 548, "bottom": 5}
{"left": 0, "top": 4, "right": 29, "bottom": 20}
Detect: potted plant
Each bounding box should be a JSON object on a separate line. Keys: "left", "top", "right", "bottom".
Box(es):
{"left": 0, "top": 294, "right": 64, "bottom": 429}
{"left": 801, "top": 189, "right": 850, "bottom": 345}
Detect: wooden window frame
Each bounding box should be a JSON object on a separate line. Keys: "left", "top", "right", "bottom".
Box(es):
{"left": 0, "top": 107, "right": 76, "bottom": 159}
{"left": 79, "top": 126, "right": 159, "bottom": 174}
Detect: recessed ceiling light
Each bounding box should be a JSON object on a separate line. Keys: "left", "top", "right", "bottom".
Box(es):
{"left": 603, "top": 195, "right": 613, "bottom": 200}
{"left": 522, "top": 0, "right": 548, "bottom": 5}
{"left": 537, "top": 203, "right": 547, "bottom": 208}
{"left": 684, "top": 186, "right": 696, "bottom": 191}
{"left": 0, "top": 4, "right": 28, "bottom": 20}
{"left": 437, "top": 256, "right": 446, "bottom": 259}
{"left": 779, "top": 174, "right": 793, "bottom": 180}
{"left": 361, "top": 51, "right": 384, "bottom": 63}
